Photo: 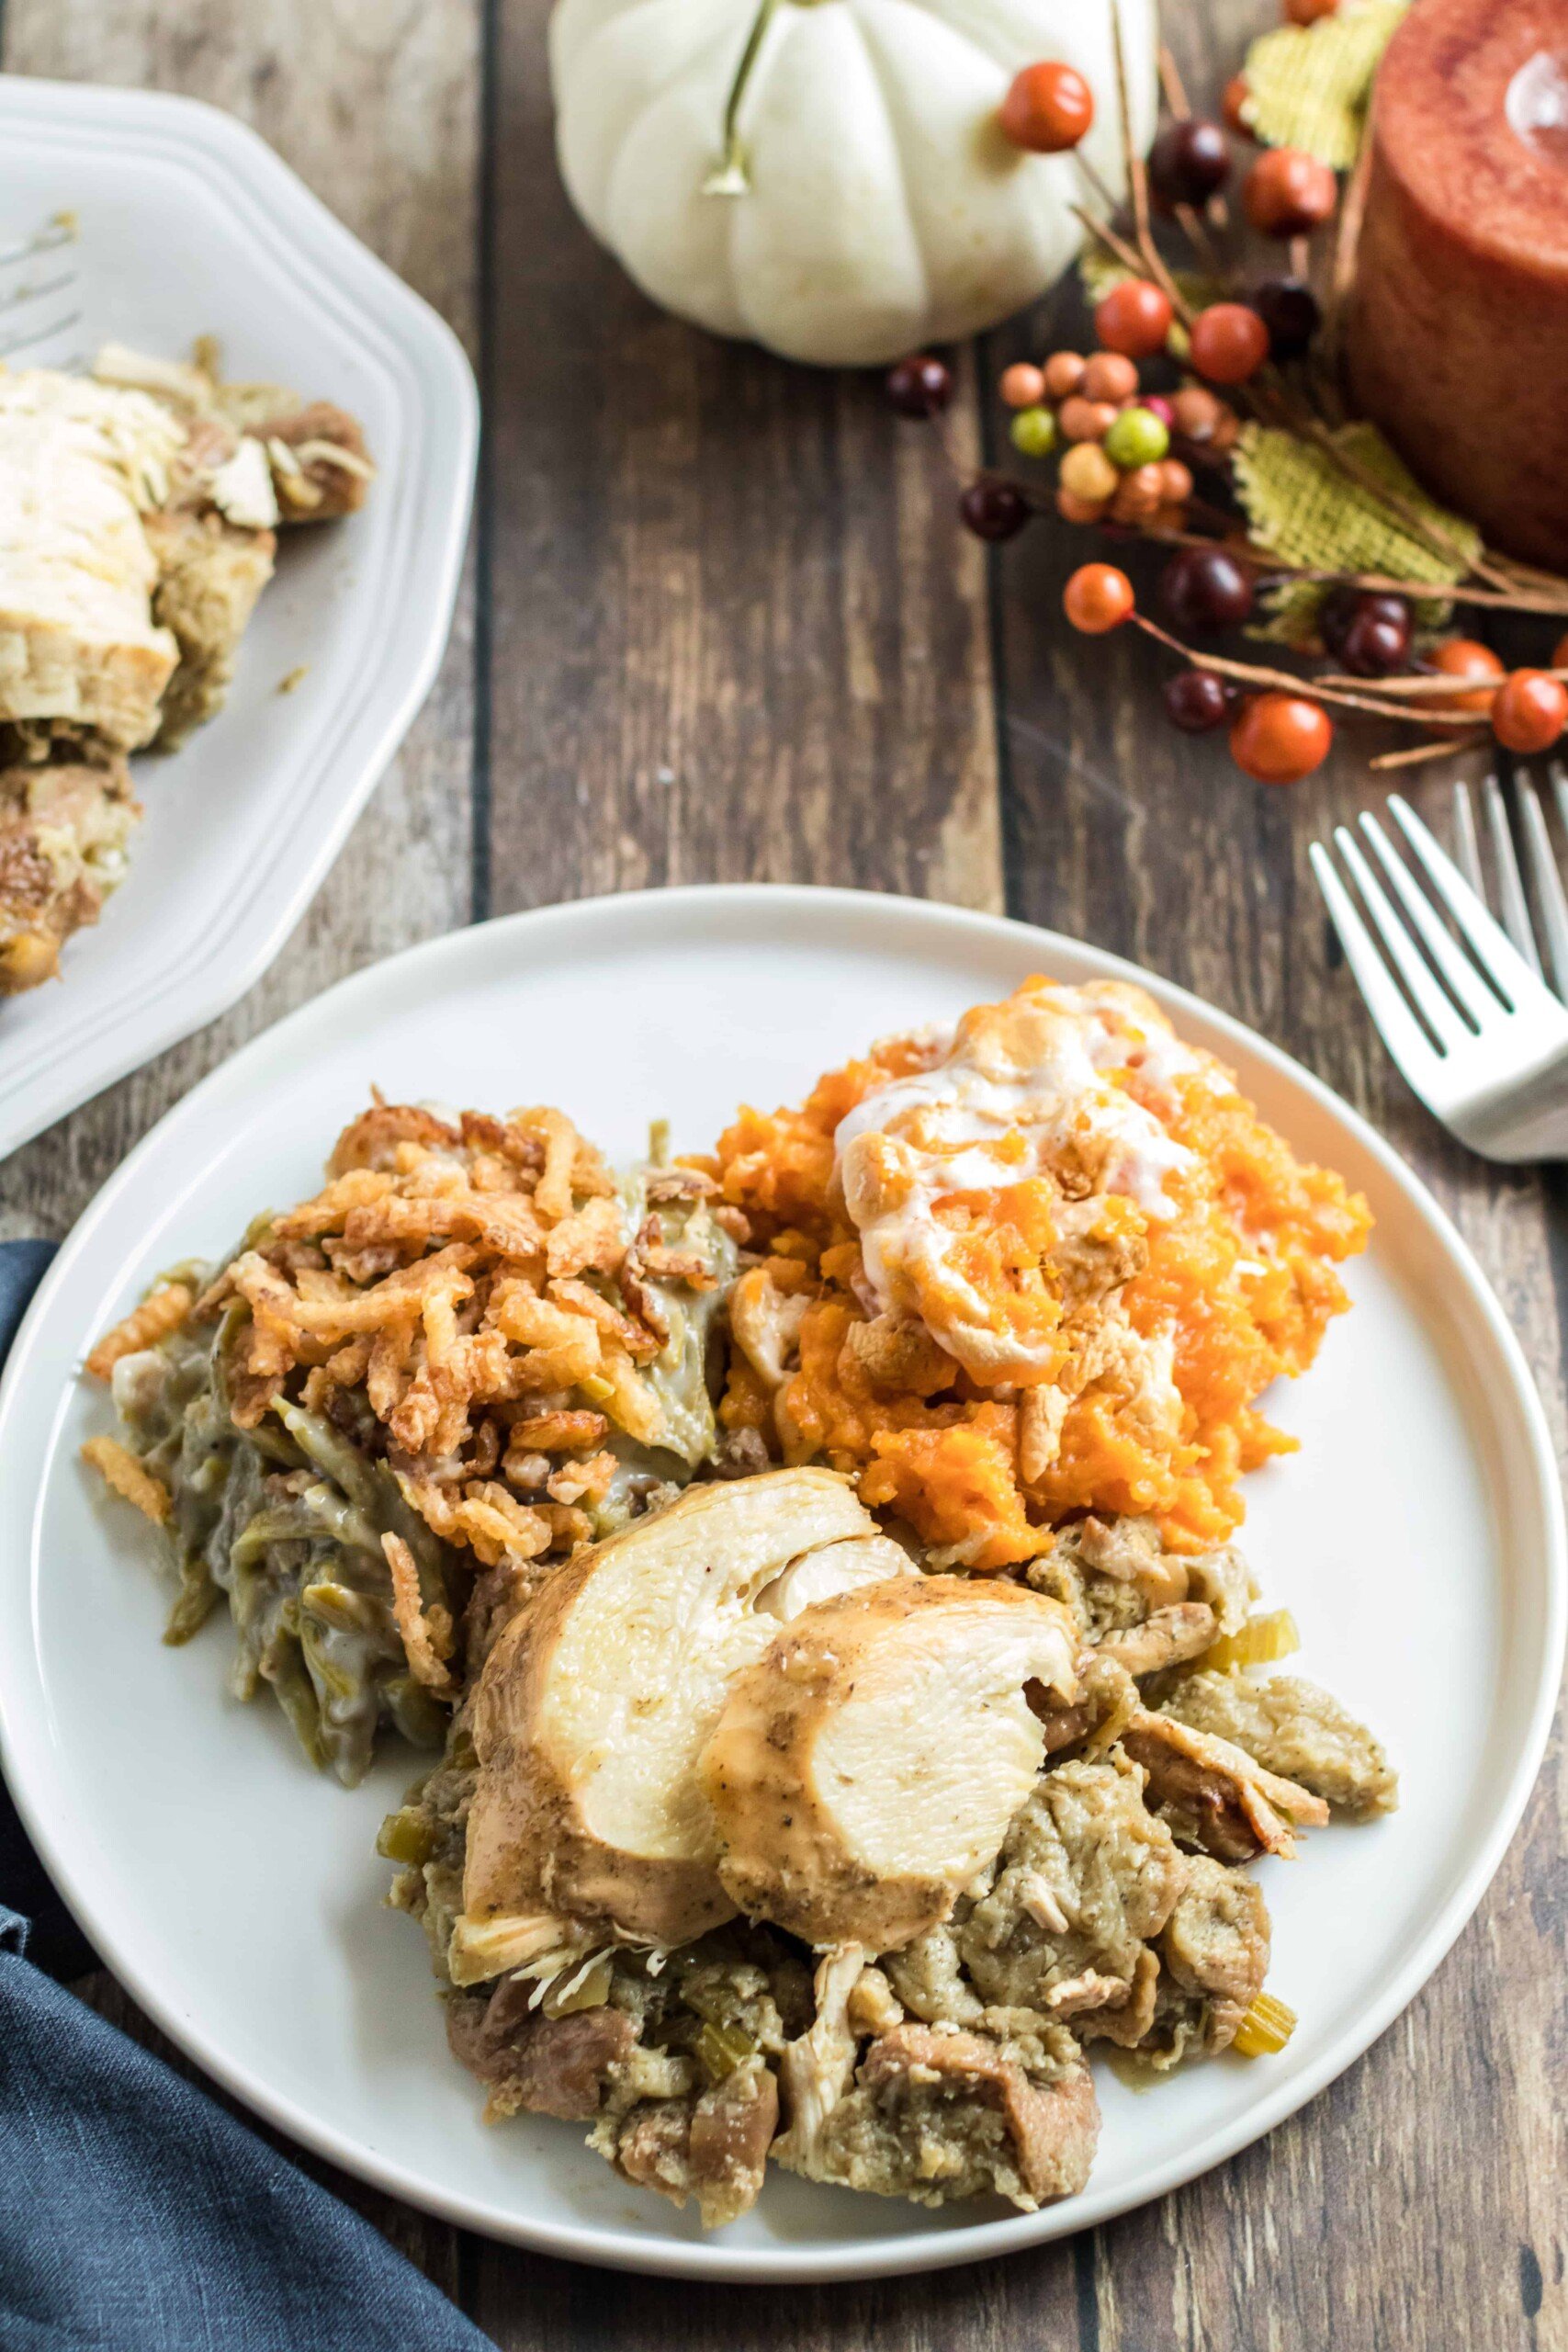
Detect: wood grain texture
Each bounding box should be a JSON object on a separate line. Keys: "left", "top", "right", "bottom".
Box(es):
{"left": 1, "top": 0, "right": 1564, "bottom": 2344}
{"left": 479, "top": 0, "right": 1002, "bottom": 918}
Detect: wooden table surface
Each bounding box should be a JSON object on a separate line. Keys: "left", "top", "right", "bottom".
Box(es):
{"left": 2, "top": 2, "right": 1563, "bottom": 2345}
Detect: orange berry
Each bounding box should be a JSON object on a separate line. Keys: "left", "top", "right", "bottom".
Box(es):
{"left": 1059, "top": 395, "right": 1118, "bottom": 442}
{"left": 999, "top": 362, "right": 1047, "bottom": 409}
{"left": 1171, "top": 384, "right": 1224, "bottom": 442}
{"left": 1157, "top": 457, "right": 1194, "bottom": 503}
{"left": 1427, "top": 638, "right": 1505, "bottom": 714}
{"left": 1285, "top": 0, "right": 1339, "bottom": 19}
{"left": 999, "top": 62, "right": 1094, "bottom": 153}
{"left": 1081, "top": 350, "right": 1140, "bottom": 403}
{"left": 1230, "top": 692, "right": 1333, "bottom": 782}
{"left": 1064, "top": 563, "right": 1135, "bottom": 634}
{"left": 1244, "top": 147, "right": 1337, "bottom": 237}
{"left": 1110, "top": 462, "right": 1166, "bottom": 524}
{"left": 1189, "top": 302, "right": 1270, "bottom": 384}
{"left": 1095, "top": 278, "right": 1175, "bottom": 359}
{"left": 1042, "top": 351, "right": 1087, "bottom": 401}
{"left": 1222, "top": 75, "right": 1255, "bottom": 138}
{"left": 1056, "top": 486, "right": 1109, "bottom": 525}
{"left": 1493, "top": 671, "right": 1568, "bottom": 753}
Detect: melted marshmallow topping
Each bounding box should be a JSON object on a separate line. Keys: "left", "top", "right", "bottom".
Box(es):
{"left": 833, "top": 981, "right": 1218, "bottom": 1380}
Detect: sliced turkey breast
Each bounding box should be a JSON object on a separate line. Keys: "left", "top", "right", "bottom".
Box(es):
{"left": 703, "top": 1577, "right": 1078, "bottom": 1953}
{"left": 458, "top": 1469, "right": 908, "bottom": 1964}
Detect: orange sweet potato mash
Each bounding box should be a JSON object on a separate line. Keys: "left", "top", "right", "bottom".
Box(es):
{"left": 708, "top": 978, "right": 1371, "bottom": 1567}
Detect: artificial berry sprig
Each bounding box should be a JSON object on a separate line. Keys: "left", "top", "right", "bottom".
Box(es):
{"left": 881, "top": 2, "right": 1568, "bottom": 783}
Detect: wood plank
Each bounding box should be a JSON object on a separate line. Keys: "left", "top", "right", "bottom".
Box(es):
{"left": 0, "top": 0, "right": 484, "bottom": 2310}
{"left": 479, "top": 0, "right": 1003, "bottom": 921}
{"left": 987, "top": 3, "right": 1568, "bottom": 2346}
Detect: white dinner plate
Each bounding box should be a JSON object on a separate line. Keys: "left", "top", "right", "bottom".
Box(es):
{"left": 0, "top": 75, "right": 477, "bottom": 1157}
{"left": 0, "top": 887, "right": 1561, "bottom": 2284}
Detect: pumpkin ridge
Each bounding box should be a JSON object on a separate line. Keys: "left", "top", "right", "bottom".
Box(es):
{"left": 842, "top": 1, "right": 935, "bottom": 318}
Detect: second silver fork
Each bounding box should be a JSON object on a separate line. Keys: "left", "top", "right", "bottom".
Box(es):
{"left": 1311, "top": 783, "right": 1568, "bottom": 1161}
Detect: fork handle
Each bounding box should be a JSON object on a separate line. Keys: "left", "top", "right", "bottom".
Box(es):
{"left": 1456, "top": 1057, "right": 1568, "bottom": 1161}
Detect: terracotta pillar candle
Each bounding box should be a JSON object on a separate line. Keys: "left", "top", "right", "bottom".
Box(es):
{"left": 1348, "top": 0, "right": 1568, "bottom": 571}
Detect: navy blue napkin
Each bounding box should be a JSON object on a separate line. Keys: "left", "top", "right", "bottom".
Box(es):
{"left": 0, "top": 1239, "right": 495, "bottom": 2352}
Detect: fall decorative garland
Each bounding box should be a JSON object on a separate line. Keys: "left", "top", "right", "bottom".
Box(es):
{"left": 886, "top": 0, "right": 1568, "bottom": 785}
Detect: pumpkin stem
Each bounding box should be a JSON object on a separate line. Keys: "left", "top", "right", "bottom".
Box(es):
{"left": 703, "top": 0, "right": 781, "bottom": 197}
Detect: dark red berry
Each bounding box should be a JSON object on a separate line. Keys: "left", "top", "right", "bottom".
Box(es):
{"left": 1339, "top": 609, "right": 1412, "bottom": 677}
{"left": 1251, "top": 277, "right": 1321, "bottom": 361}
{"left": 1163, "top": 669, "right": 1235, "bottom": 731}
{"left": 1322, "top": 588, "right": 1411, "bottom": 666}
{"left": 886, "top": 354, "right": 953, "bottom": 418}
{"left": 1160, "top": 545, "right": 1255, "bottom": 633}
{"left": 1148, "top": 118, "right": 1232, "bottom": 209}
{"left": 960, "top": 479, "right": 1031, "bottom": 541}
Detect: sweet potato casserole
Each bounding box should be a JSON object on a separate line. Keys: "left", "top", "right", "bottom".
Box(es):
{"left": 83, "top": 977, "right": 1391, "bottom": 2226}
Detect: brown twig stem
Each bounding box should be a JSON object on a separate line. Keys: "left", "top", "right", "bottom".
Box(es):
{"left": 1111, "top": 6, "right": 1153, "bottom": 261}
{"left": 1075, "top": 152, "right": 1123, "bottom": 221}
{"left": 1130, "top": 613, "right": 1484, "bottom": 724}
{"left": 1316, "top": 665, "right": 1568, "bottom": 699}
{"left": 1072, "top": 204, "right": 1155, "bottom": 286}
{"left": 1325, "top": 113, "right": 1374, "bottom": 389}
{"left": 1174, "top": 203, "right": 1228, "bottom": 283}
{"left": 1271, "top": 565, "right": 1568, "bottom": 616}
{"left": 1369, "top": 733, "right": 1489, "bottom": 771}
{"left": 1157, "top": 42, "right": 1189, "bottom": 116}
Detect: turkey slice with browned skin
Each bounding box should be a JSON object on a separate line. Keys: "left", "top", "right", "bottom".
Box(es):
{"left": 703, "top": 1577, "right": 1078, "bottom": 1954}
{"left": 457, "top": 1469, "right": 913, "bottom": 1972}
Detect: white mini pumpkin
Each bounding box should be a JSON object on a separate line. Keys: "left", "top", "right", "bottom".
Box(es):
{"left": 549, "top": 0, "right": 1159, "bottom": 368}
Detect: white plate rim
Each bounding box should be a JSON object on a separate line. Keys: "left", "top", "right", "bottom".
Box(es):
{"left": 0, "top": 74, "right": 479, "bottom": 1157}
{"left": 0, "top": 882, "right": 1562, "bottom": 2285}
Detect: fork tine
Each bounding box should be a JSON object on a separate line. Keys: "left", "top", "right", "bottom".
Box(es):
{"left": 1451, "top": 779, "right": 1484, "bottom": 899}
{"left": 1483, "top": 773, "right": 1542, "bottom": 974}
{"left": 1387, "top": 794, "right": 1557, "bottom": 1012}
{"left": 0, "top": 223, "right": 75, "bottom": 271}
{"left": 0, "top": 310, "right": 84, "bottom": 361}
{"left": 1334, "top": 826, "right": 1468, "bottom": 1049}
{"left": 1551, "top": 758, "right": 1568, "bottom": 845}
{"left": 1515, "top": 774, "right": 1568, "bottom": 1001}
{"left": 1310, "top": 843, "right": 1444, "bottom": 1102}
{"left": 1357, "top": 811, "right": 1494, "bottom": 1028}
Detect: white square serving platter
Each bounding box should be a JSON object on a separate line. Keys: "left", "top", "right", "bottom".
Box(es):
{"left": 0, "top": 74, "right": 478, "bottom": 1159}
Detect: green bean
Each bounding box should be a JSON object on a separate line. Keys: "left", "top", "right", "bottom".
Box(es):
{"left": 163, "top": 1554, "right": 220, "bottom": 1645}
{"left": 385, "top": 1673, "right": 447, "bottom": 1752}
{"left": 272, "top": 1397, "right": 385, "bottom": 1521}
{"left": 299, "top": 1577, "right": 387, "bottom": 1636}
{"left": 261, "top": 1635, "right": 325, "bottom": 1770}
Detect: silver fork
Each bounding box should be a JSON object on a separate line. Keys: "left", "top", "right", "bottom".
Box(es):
{"left": 0, "top": 216, "right": 85, "bottom": 366}
{"left": 1310, "top": 780, "right": 1568, "bottom": 1160}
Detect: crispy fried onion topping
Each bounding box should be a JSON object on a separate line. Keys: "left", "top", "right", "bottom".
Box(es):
{"left": 195, "top": 1099, "right": 708, "bottom": 1568}
{"left": 382, "top": 1532, "right": 458, "bottom": 1697}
